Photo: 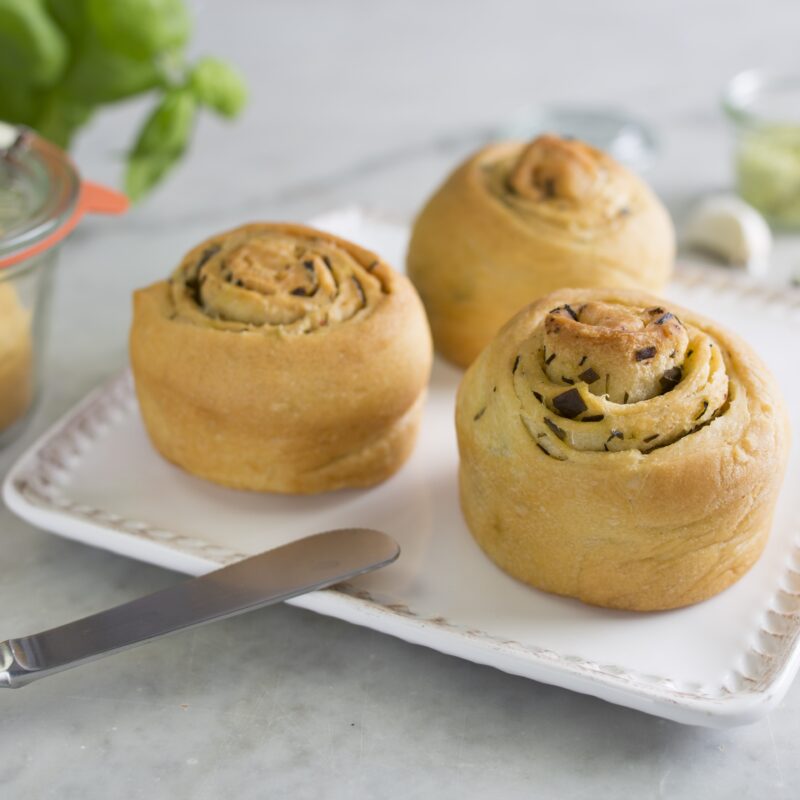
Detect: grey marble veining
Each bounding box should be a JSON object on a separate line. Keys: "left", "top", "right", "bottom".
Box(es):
{"left": 2, "top": 1, "right": 800, "bottom": 797}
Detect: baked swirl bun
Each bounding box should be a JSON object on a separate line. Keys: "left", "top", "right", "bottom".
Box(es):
{"left": 407, "top": 134, "right": 675, "bottom": 367}
{"left": 130, "top": 223, "right": 432, "bottom": 493}
{"left": 0, "top": 284, "right": 32, "bottom": 435}
{"left": 456, "top": 288, "right": 789, "bottom": 610}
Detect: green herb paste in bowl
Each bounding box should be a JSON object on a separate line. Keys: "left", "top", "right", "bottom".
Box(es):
{"left": 724, "top": 69, "right": 800, "bottom": 229}
{"left": 736, "top": 125, "right": 800, "bottom": 228}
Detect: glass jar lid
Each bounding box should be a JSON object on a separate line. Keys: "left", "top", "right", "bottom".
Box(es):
{"left": 0, "top": 122, "right": 81, "bottom": 261}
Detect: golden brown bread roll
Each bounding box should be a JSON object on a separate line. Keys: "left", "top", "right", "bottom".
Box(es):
{"left": 0, "top": 284, "right": 33, "bottom": 436}
{"left": 456, "top": 288, "right": 789, "bottom": 611}
{"left": 407, "top": 134, "right": 675, "bottom": 367}
{"left": 130, "top": 223, "right": 432, "bottom": 493}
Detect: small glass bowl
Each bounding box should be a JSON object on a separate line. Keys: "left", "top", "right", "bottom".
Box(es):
{"left": 723, "top": 69, "right": 800, "bottom": 229}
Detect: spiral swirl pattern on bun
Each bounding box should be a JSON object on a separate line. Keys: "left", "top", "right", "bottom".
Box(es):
{"left": 456, "top": 288, "right": 789, "bottom": 610}
{"left": 516, "top": 300, "right": 728, "bottom": 455}
{"left": 407, "top": 135, "right": 675, "bottom": 367}
{"left": 488, "top": 134, "right": 636, "bottom": 236}
{"left": 131, "top": 223, "right": 432, "bottom": 494}
{"left": 170, "top": 226, "right": 386, "bottom": 333}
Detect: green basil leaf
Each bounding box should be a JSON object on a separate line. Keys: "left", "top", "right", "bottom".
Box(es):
{"left": 0, "top": 0, "right": 68, "bottom": 87}
{"left": 125, "top": 151, "right": 178, "bottom": 203}
{"left": 125, "top": 88, "right": 197, "bottom": 201}
{"left": 189, "top": 57, "right": 247, "bottom": 118}
{"left": 62, "top": 34, "right": 164, "bottom": 104}
{"left": 87, "top": 0, "right": 190, "bottom": 60}
{"left": 0, "top": 79, "right": 41, "bottom": 125}
{"left": 34, "top": 89, "right": 94, "bottom": 148}
{"left": 46, "top": 0, "right": 90, "bottom": 44}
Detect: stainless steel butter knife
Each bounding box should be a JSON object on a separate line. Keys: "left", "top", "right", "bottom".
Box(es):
{"left": 0, "top": 528, "right": 399, "bottom": 688}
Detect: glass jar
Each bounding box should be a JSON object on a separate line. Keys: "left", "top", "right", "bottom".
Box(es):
{"left": 0, "top": 123, "right": 127, "bottom": 447}
{"left": 723, "top": 69, "right": 800, "bottom": 229}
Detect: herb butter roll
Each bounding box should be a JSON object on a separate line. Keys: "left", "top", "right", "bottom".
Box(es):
{"left": 456, "top": 288, "right": 789, "bottom": 611}
{"left": 0, "top": 285, "right": 33, "bottom": 436}
{"left": 130, "top": 223, "right": 432, "bottom": 494}
{"left": 407, "top": 134, "right": 675, "bottom": 367}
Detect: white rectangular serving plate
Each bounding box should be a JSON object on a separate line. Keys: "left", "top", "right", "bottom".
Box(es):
{"left": 4, "top": 209, "right": 800, "bottom": 728}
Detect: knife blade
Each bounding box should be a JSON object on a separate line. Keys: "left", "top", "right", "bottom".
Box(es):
{"left": 0, "top": 528, "right": 399, "bottom": 688}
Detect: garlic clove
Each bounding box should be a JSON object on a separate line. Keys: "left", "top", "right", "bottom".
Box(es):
{"left": 0, "top": 122, "right": 18, "bottom": 151}
{"left": 684, "top": 194, "right": 772, "bottom": 277}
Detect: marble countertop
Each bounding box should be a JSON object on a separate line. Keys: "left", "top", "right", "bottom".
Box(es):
{"left": 2, "top": 1, "right": 800, "bottom": 797}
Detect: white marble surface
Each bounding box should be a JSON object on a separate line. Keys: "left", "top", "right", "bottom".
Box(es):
{"left": 2, "top": 1, "right": 800, "bottom": 797}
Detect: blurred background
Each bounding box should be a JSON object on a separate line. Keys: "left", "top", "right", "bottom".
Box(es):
{"left": 26, "top": 0, "right": 791, "bottom": 392}
{"left": 67, "top": 0, "right": 800, "bottom": 220}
